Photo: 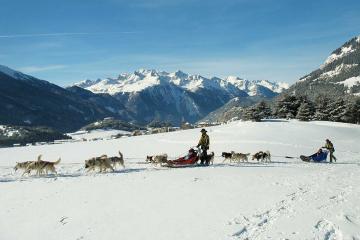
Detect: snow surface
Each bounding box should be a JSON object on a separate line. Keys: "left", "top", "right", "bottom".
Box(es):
{"left": 74, "top": 69, "right": 289, "bottom": 95}
{"left": 337, "top": 76, "right": 360, "bottom": 93}
{"left": 319, "top": 64, "right": 358, "bottom": 79}
{"left": 0, "top": 120, "right": 359, "bottom": 240}
{"left": 323, "top": 45, "right": 356, "bottom": 67}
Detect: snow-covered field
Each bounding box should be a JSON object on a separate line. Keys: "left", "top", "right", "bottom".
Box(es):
{"left": 0, "top": 120, "right": 359, "bottom": 240}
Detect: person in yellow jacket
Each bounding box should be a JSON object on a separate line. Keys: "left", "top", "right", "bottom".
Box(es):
{"left": 324, "top": 139, "right": 336, "bottom": 163}
{"left": 197, "top": 129, "right": 210, "bottom": 165}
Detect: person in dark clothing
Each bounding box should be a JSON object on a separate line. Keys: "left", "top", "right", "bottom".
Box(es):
{"left": 197, "top": 129, "right": 210, "bottom": 165}
{"left": 323, "top": 139, "right": 337, "bottom": 163}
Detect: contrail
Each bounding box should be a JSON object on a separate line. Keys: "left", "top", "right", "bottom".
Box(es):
{"left": 0, "top": 32, "right": 138, "bottom": 38}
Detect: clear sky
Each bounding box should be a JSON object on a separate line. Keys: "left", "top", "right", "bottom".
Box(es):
{"left": 0, "top": 0, "right": 359, "bottom": 86}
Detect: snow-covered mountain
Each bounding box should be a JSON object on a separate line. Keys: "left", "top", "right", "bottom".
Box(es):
{"left": 74, "top": 69, "right": 288, "bottom": 125}
{"left": 286, "top": 35, "right": 360, "bottom": 98}
{"left": 75, "top": 69, "right": 288, "bottom": 97}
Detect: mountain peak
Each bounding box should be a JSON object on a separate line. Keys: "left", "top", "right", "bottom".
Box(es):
{"left": 170, "top": 70, "right": 188, "bottom": 79}
{"left": 134, "top": 68, "right": 158, "bottom": 76}
{"left": 74, "top": 69, "right": 288, "bottom": 96}
{"left": 288, "top": 35, "right": 360, "bottom": 98}
{"left": 322, "top": 36, "right": 360, "bottom": 68}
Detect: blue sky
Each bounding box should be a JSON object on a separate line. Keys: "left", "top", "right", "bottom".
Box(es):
{"left": 0, "top": 0, "right": 359, "bottom": 86}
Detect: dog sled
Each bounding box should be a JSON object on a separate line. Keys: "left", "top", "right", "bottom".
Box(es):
{"left": 164, "top": 148, "right": 201, "bottom": 168}
{"left": 300, "top": 149, "right": 328, "bottom": 162}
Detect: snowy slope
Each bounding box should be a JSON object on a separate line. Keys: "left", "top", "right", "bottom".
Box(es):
{"left": 289, "top": 35, "right": 360, "bottom": 98}
{"left": 0, "top": 120, "right": 359, "bottom": 240}
{"left": 75, "top": 69, "right": 288, "bottom": 96}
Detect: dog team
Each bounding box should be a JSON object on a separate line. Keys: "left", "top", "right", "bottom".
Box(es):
{"left": 14, "top": 149, "right": 270, "bottom": 176}
{"left": 13, "top": 128, "right": 270, "bottom": 176}
{"left": 14, "top": 151, "right": 125, "bottom": 176}
{"left": 221, "top": 150, "right": 271, "bottom": 163}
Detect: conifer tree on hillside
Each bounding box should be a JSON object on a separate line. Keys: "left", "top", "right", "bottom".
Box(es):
{"left": 314, "top": 95, "right": 332, "bottom": 121}
{"left": 255, "top": 100, "right": 272, "bottom": 119}
{"left": 243, "top": 101, "right": 272, "bottom": 122}
{"left": 341, "top": 97, "right": 360, "bottom": 124}
{"left": 328, "top": 97, "right": 347, "bottom": 122}
{"left": 273, "top": 94, "right": 301, "bottom": 119}
{"left": 296, "top": 100, "right": 315, "bottom": 121}
{"left": 243, "top": 106, "right": 261, "bottom": 122}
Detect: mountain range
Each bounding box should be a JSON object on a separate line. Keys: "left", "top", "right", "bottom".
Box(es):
{"left": 0, "top": 65, "right": 287, "bottom": 131}
{"left": 3, "top": 35, "right": 358, "bottom": 132}
{"left": 74, "top": 69, "right": 288, "bottom": 125}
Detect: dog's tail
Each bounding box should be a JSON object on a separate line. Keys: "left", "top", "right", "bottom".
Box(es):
{"left": 119, "top": 151, "right": 125, "bottom": 168}
{"left": 37, "top": 154, "right": 42, "bottom": 161}
{"left": 246, "top": 153, "right": 250, "bottom": 156}
{"left": 54, "top": 158, "right": 61, "bottom": 165}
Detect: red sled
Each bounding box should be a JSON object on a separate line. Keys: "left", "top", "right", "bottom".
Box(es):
{"left": 164, "top": 148, "right": 200, "bottom": 168}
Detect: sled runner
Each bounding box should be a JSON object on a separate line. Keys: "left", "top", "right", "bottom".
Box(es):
{"left": 300, "top": 149, "right": 328, "bottom": 162}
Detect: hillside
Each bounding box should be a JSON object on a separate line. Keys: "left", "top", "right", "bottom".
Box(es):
{"left": 0, "top": 125, "right": 71, "bottom": 147}
{"left": 0, "top": 65, "right": 116, "bottom": 132}
{"left": 81, "top": 118, "right": 144, "bottom": 132}
{"left": 285, "top": 36, "right": 360, "bottom": 99}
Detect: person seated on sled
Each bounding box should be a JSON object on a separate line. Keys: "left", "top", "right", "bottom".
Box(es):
{"left": 184, "top": 148, "right": 197, "bottom": 160}
{"left": 167, "top": 148, "right": 198, "bottom": 165}
{"left": 196, "top": 128, "right": 210, "bottom": 165}
{"left": 308, "top": 148, "right": 328, "bottom": 162}
{"left": 316, "top": 148, "right": 323, "bottom": 155}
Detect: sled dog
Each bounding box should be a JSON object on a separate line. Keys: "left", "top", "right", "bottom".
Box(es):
{"left": 230, "top": 151, "right": 250, "bottom": 163}
{"left": 221, "top": 152, "right": 233, "bottom": 162}
{"left": 208, "top": 151, "right": 215, "bottom": 165}
{"left": 146, "top": 154, "right": 168, "bottom": 166}
{"left": 252, "top": 151, "right": 271, "bottom": 162}
{"left": 23, "top": 155, "right": 61, "bottom": 176}
{"left": 85, "top": 155, "right": 114, "bottom": 172}
{"left": 14, "top": 161, "right": 34, "bottom": 173}
{"left": 108, "top": 151, "right": 125, "bottom": 169}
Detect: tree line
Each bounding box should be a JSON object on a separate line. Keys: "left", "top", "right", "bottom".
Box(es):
{"left": 242, "top": 94, "right": 360, "bottom": 124}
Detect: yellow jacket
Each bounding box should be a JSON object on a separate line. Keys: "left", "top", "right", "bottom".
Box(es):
{"left": 324, "top": 141, "right": 334, "bottom": 152}
{"left": 197, "top": 133, "right": 210, "bottom": 149}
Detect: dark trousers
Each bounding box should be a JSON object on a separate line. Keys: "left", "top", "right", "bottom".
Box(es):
{"left": 200, "top": 149, "right": 208, "bottom": 165}
{"left": 329, "top": 151, "right": 337, "bottom": 162}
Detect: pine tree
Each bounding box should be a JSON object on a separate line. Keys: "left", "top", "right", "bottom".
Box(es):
{"left": 296, "top": 101, "right": 315, "bottom": 121}
{"left": 342, "top": 97, "right": 360, "bottom": 124}
{"left": 314, "top": 95, "right": 331, "bottom": 121}
{"left": 243, "top": 106, "right": 261, "bottom": 122}
{"left": 255, "top": 101, "right": 272, "bottom": 119}
{"left": 328, "top": 97, "right": 346, "bottom": 122}
{"left": 273, "top": 94, "right": 301, "bottom": 119}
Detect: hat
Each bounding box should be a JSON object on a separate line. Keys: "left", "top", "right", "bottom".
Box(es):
{"left": 200, "top": 128, "right": 207, "bottom": 133}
